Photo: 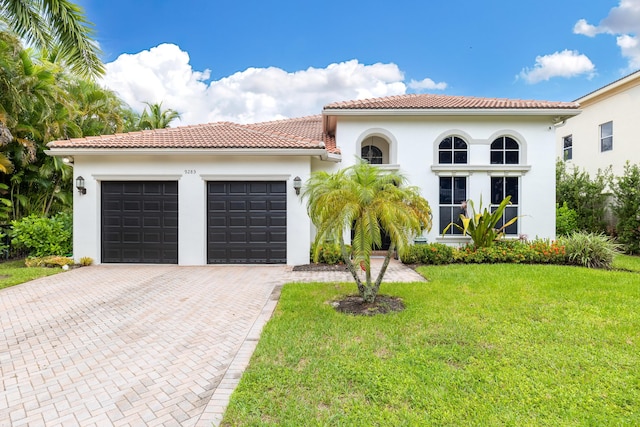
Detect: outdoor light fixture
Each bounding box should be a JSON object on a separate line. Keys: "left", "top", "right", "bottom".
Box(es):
{"left": 293, "top": 176, "right": 302, "bottom": 195}
{"left": 62, "top": 156, "right": 74, "bottom": 165}
{"left": 75, "top": 176, "right": 86, "bottom": 195}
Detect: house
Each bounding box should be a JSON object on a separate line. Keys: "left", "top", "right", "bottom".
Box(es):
{"left": 556, "top": 69, "right": 640, "bottom": 178}
{"left": 46, "top": 94, "right": 579, "bottom": 266}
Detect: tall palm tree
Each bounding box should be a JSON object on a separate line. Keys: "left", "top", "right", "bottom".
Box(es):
{"left": 138, "top": 101, "right": 181, "bottom": 129}
{"left": 303, "top": 161, "right": 432, "bottom": 303}
{"left": 0, "top": 0, "right": 103, "bottom": 77}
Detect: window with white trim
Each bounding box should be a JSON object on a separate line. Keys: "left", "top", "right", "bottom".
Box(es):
{"left": 600, "top": 121, "right": 613, "bottom": 152}
{"left": 491, "top": 176, "right": 519, "bottom": 235}
{"left": 439, "top": 176, "right": 467, "bottom": 235}
{"left": 563, "top": 135, "right": 572, "bottom": 160}
{"left": 490, "top": 136, "right": 519, "bottom": 164}
{"left": 438, "top": 136, "right": 468, "bottom": 164}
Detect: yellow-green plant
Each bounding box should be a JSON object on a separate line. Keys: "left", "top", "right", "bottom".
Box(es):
{"left": 443, "top": 196, "right": 518, "bottom": 248}
{"left": 79, "top": 256, "right": 93, "bottom": 266}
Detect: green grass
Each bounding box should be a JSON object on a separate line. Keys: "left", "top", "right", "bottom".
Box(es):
{"left": 0, "top": 259, "right": 62, "bottom": 290}
{"left": 223, "top": 264, "right": 640, "bottom": 426}
{"left": 613, "top": 254, "right": 640, "bottom": 272}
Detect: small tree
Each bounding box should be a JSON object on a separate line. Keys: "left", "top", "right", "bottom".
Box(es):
{"left": 303, "top": 161, "right": 432, "bottom": 303}
{"left": 612, "top": 162, "right": 640, "bottom": 254}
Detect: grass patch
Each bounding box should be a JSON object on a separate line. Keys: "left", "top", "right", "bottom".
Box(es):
{"left": 613, "top": 254, "right": 640, "bottom": 272}
{"left": 0, "top": 259, "right": 62, "bottom": 290}
{"left": 223, "top": 264, "right": 640, "bottom": 426}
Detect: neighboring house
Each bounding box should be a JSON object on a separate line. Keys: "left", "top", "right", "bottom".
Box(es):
{"left": 556, "top": 69, "right": 640, "bottom": 178}
{"left": 46, "top": 94, "right": 579, "bottom": 266}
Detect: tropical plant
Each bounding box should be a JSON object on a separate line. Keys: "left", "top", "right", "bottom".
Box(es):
{"left": 303, "top": 161, "right": 432, "bottom": 303}
{"left": 559, "top": 231, "right": 619, "bottom": 269}
{"left": 0, "top": 0, "right": 104, "bottom": 77}
{"left": 138, "top": 101, "right": 181, "bottom": 129}
{"left": 10, "top": 211, "right": 72, "bottom": 256}
{"left": 611, "top": 162, "right": 640, "bottom": 254}
{"left": 556, "top": 202, "right": 579, "bottom": 236}
{"left": 442, "top": 196, "right": 518, "bottom": 248}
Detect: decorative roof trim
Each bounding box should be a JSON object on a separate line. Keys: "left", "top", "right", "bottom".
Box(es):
{"left": 45, "top": 148, "right": 328, "bottom": 157}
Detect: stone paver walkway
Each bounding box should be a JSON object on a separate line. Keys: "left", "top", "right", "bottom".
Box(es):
{"left": 0, "top": 259, "right": 422, "bottom": 426}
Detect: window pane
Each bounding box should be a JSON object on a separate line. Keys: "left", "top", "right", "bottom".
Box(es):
{"left": 453, "top": 177, "right": 466, "bottom": 203}
{"left": 453, "top": 137, "right": 467, "bottom": 149}
{"left": 491, "top": 177, "right": 504, "bottom": 204}
{"left": 439, "top": 206, "right": 452, "bottom": 234}
{"left": 490, "top": 151, "right": 502, "bottom": 165}
{"left": 564, "top": 147, "right": 572, "bottom": 161}
{"left": 439, "top": 151, "right": 452, "bottom": 164}
{"left": 601, "top": 136, "right": 613, "bottom": 152}
{"left": 505, "top": 137, "right": 519, "bottom": 149}
{"left": 439, "top": 178, "right": 452, "bottom": 204}
{"left": 600, "top": 121, "right": 613, "bottom": 138}
{"left": 563, "top": 135, "right": 572, "bottom": 148}
{"left": 505, "top": 177, "right": 518, "bottom": 203}
{"left": 491, "top": 139, "right": 503, "bottom": 149}
{"left": 439, "top": 137, "right": 452, "bottom": 149}
{"left": 505, "top": 150, "right": 519, "bottom": 164}
{"left": 453, "top": 151, "right": 467, "bottom": 164}
{"left": 504, "top": 206, "right": 518, "bottom": 235}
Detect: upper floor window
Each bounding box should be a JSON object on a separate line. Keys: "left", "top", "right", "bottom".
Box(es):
{"left": 600, "top": 121, "right": 613, "bottom": 152}
{"left": 438, "top": 136, "right": 468, "bottom": 164}
{"left": 361, "top": 145, "right": 383, "bottom": 164}
{"left": 563, "top": 135, "right": 573, "bottom": 161}
{"left": 491, "top": 136, "right": 519, "bottom": 164}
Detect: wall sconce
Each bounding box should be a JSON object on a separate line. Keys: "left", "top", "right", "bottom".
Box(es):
{"left": 293, "top": 176, "right": 302, "bottom": 195}
{"left": 75, "top": 176, "right": 86, "bottom": 195}
{"left": 62, "top": 156, "right": 74, "bottom": 165}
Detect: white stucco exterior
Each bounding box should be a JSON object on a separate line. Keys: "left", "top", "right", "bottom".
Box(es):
{"left": 321, "top": 115, "right": 560, "bottom": 243}
{"left": 556, "top": 70, "right": 640, "bottom": 177}
{"left": 70, "top": 154, "right": 312, "bottom": 266}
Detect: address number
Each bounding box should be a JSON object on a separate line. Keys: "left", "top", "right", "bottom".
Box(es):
{"left": 184, "top": 169, "right": 197, "bottom": 174}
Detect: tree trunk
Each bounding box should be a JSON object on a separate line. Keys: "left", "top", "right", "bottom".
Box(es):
{"left": 371, "top": 242, "right": 396, "bottom": 299}
{"left": 340, "top": 241, "right": 365, "bottom": 296}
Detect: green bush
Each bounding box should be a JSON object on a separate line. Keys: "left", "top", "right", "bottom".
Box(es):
{"left": 559, "top": 232, "right": 619, "bottom": 269}
{"left": 556, "top": 202, "right": 579, "bottom": 236}
{"left": 311, "top": 241, "right": 350, "bottom": 265}
{"left": 453, "top": 239, "right": 566, "bottom": 264}
{"left": 401, "top": 243, "right": 453, "bottom": 264}
{"left": 611, "top": 162, "right": 640, "bottom": 254}
{"left": 11, "top": 213, "right": 72, "bottom": 257}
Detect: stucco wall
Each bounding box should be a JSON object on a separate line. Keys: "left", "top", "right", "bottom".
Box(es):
{"left": 317, "top": 115, "right": 558, "bottom": 244}
{"left": 557, "top": 83, "right": 640, "bottom": 178}
{"left": 71, "top": 154, "right": 312, "bottom": 266}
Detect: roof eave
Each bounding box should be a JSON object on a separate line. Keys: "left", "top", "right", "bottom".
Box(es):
{"left": 322, "top": 108, "right": 581, "bottom": 117}
{"left": 45, "top": 148, "right": 328, "bottom": 157}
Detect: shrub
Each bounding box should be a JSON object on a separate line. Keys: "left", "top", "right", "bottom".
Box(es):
{"left": 559, "top": 232, "right": 619, "bottom": 269}
{"left": 311, "top": 241, "right": 350, "bottom": 265}
{"left": 452, "top": 239, "right": 566, "bottom": 265}
{"left": 401, "top": 243, "right": 453, "bottom": 264}
{"left": 11, "top": 213, "right": 72, "bottom": 257}
{"left": 556, "top": 202, "right": 579, "bottom": 236}
{"left": 25, "top": 255, "right": 74, "bottom": 268}
{"left": 79, "top": 256, "right": 93, "bottom": 266}
{"left": 611, "top": 162, "right": 640, "bottom": 254}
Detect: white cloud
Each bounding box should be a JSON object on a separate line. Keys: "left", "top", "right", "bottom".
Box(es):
{"left": 574, "top": 0, "right": 640, "bottom": 68}
{"left": 518, "top": 50, "right": 595, "bottom": 84}
{"left": 101, "top": 44, "right": 445, "bottom": 126}
{"left": 408, "top": 77, "right": 447, "bottom": 91}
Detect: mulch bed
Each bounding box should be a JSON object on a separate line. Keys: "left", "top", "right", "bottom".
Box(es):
{"left": 292, "top": 263, "right": 350, "bottom": 272}
{"left": 331, "top": 294, "right": 405, "bottom": 316}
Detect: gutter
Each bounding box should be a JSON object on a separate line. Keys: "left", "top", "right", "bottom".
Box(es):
{"left": 44, "top": 148, "right": 328, "bottom": 157}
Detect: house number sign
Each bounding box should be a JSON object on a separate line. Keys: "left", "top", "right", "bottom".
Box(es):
{"left": 184, "top": 169, "right": 197, "bottom": 174}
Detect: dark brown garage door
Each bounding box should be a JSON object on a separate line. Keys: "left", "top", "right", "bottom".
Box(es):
{"left": 102, "top": 181, "right": 178, "bottom": 263}
{"left": 207, "top": 181, "right": 286, "bottom": 264}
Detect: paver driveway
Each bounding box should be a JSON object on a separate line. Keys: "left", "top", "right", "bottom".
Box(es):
{"left": 0, "top": 259, "right": 424, "bottom": 426}
{"left": 0, "top": 265, "right": 286, "bottom": 427}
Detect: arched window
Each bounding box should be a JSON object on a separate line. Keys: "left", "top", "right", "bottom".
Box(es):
{"left": 361, "top": 144, "right": 383, "bottom": 164}
{"left": 490, "top": 136, "right": 519, "bottom": 164}
{"left": 439, "top": 136, "right": 468, "bottom": 164}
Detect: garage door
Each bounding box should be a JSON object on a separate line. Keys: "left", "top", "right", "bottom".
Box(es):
{"left": 207, "top": 181, "right": 286, "bottom": 264}
{"left": 102, "top": 181, "right": 178, "bottom": 263}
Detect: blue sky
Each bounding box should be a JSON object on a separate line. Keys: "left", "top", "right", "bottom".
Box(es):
{"left": 77, "top": 0, "right": 639, "bottom": 125}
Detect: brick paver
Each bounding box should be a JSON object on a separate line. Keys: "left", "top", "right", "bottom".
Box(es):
{"left": 1, "top": 259, "right": 421, "bottom": 426}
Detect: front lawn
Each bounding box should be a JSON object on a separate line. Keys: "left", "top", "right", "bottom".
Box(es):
{"left": 223, "top": 264, "right": 640, "bottom": 426}
{"left": 613, "top": 253, "right": 640, "bottom": 272}
{"left": 0, "top": 259, "right": 62, "bottom": 290}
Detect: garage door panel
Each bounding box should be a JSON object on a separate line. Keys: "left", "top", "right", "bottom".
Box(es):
{"left": 102, "top": 181, "right": 178, "bottom": 264}
{"left": 207, "top": 181, "right": 286, "bottom": 264}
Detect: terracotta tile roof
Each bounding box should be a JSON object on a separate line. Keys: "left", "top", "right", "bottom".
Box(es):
{"left": 247, "top": 115, "right": 339, "bottom": 154}
{"left": 47, "top": 121, "right": 327, "bottom": 151}
{"left": 324, "top": 94, "right": 580, "bottom": 110}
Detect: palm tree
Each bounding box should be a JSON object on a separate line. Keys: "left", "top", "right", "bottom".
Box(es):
{"left": 138, "top": 101, "right": 181, "bottom": 129}
{"left": 303, "top": 161, "right": 432, "bottom": 303}
{"left": 0, "top": 0, "right": 103, "bottom": 77}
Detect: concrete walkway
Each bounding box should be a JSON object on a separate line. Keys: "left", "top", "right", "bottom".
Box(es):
{"left": 0, "top": 259, "right": 423, "bottom": 426}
